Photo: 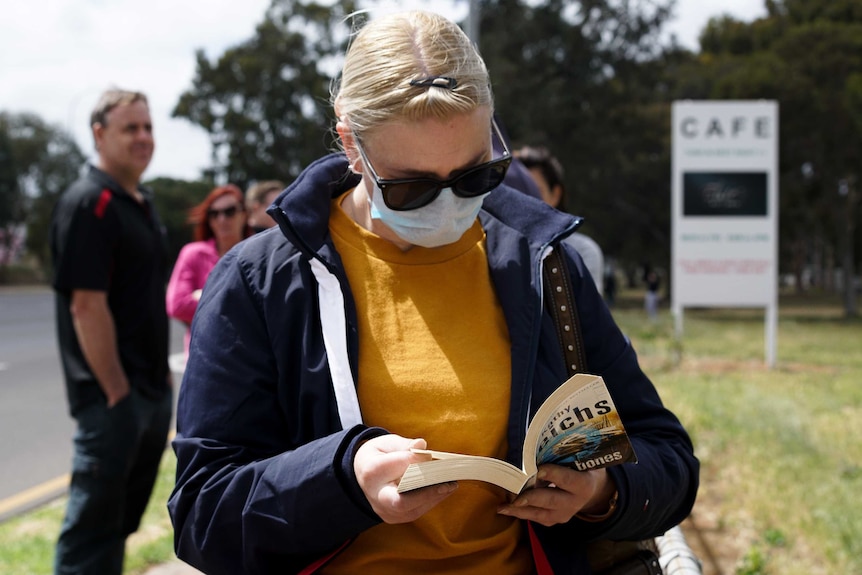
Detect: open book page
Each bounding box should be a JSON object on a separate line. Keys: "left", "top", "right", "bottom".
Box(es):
{"left": 396, "top": 374, "right": 636, "bottom": 494}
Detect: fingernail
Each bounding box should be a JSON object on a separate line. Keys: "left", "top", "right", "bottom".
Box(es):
{"left": 515, "top": 498, "right": 528, "bottom": 507}
{"left": 537, "top": 469, "right": 547, "bottom": 480}
{"left": 498, "top": 507, "right": 511, "bottom": 515}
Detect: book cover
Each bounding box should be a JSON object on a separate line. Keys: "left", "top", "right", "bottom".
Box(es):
{"left": 396, "top": 373, "right": 637, "bottom": 494}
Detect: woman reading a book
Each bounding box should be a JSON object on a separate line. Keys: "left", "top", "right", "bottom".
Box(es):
{"left": 169, "top": 10, "right": 699, "bottom": 574}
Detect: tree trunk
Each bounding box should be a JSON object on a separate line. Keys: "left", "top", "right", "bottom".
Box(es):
{"left": 841, "top": 180, "right": 857, "bottom": 317}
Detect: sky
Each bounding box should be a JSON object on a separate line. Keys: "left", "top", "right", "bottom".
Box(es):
{"left": 1, "top": 0, "right": 767, "bottom": 182}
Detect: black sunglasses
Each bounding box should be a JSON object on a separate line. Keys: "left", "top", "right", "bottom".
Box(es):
{"left": 207, "top": 205, "right": 241, "bottom": 220}
{"left": 353, "top": 118, "right": 512, "bottom": 211}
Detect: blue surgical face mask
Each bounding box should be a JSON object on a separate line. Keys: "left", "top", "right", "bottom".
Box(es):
{"left": 368, "top": 182, "right": 487, "bottom": 248}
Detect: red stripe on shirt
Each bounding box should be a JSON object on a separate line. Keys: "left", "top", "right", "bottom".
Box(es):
{"left": 94, "top": 189, "right": 112, "bottom": 218}
{"left": 297, "top": 540, "right": 352, "bottom": 574}
{"left": 528, "top": 522, "right": 554, "bottom": 575}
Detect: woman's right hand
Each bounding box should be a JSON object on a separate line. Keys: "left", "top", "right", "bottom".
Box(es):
{"left": 353, "top": 434, "right": 457, "bottom": 524}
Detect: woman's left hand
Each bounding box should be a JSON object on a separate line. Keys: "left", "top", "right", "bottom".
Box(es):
{"left": 497, "top": 465, "right": 616, "bottom": 527}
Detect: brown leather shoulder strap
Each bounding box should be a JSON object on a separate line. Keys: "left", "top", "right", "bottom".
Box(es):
{"left": 545, "top": 246, "right": 665, "bottom": 575}
{"left": 543, "top": 246, "right": 587, "bottom": 376}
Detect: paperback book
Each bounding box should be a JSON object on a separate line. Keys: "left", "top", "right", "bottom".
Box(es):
{"left": 397, "top": 373, "right": 637, "bottom": 494}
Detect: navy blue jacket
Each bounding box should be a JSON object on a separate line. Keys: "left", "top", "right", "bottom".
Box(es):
{"left": 169, "top": 153, "right": 698, "bottom": 574}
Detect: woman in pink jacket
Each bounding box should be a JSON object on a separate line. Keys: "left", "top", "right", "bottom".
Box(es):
{"left": 166, "top": 184, "right": 252, "bottom": 355}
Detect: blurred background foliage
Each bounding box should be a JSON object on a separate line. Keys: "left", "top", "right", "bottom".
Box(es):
{"left": 1, "top": 0, "right": 860, "bottom": 314}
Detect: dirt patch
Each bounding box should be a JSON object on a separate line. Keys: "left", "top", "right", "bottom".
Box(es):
{"left": 640, "top": 355, "right": 839, "bottom": 377}
{"left": 679, "top": 499, "right": 753, "bottom": 575}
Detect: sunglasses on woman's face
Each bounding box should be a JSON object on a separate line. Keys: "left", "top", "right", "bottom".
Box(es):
{"left": 207, "top": 205, "right": 242, "bottom": 220}
{"left": 353, "top": 118, "right": 512, "bottom": 211}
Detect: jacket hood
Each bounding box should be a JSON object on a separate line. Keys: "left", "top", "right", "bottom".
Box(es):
{"left": 267, "top": 153, "right": 359, "bottom": 259}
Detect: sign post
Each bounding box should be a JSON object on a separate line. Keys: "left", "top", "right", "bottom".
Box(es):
{"left": 671, "top": 101, "right": 779, "bottom": 367}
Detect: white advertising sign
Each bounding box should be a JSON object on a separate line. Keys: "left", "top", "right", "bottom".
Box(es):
{"left": 671, "top": 101, "right": 779, "bottom": 363}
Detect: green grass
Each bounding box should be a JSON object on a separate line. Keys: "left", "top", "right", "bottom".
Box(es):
{"left": 0, "top": 452, "right": 178, "bottom": 575}
{"left": 1, "top": 290, "right": 860, "bottom": 574}
{"left": 611, "top": 290, "right": 862, "bottom": 574}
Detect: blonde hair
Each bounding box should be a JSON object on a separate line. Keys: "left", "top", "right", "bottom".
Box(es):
{"left": 332, "top": 11, "right": 493, "bottom": 142}
{"left": 245, "top": 180, "right": 284, "bottom": 208}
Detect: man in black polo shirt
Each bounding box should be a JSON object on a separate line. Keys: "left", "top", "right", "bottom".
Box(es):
{"left": 50, "top": 88, "right": 172, "bottom": 575}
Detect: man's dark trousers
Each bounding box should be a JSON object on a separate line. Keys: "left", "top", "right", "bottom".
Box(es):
{"left": 54, "top": 387, "right": 172, "bottom": 575}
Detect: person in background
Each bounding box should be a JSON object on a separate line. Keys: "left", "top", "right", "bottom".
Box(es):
{"left": 49, "top": 88, "right": 172, "bottom": 575}
{"left": 604, "top": 260, "right": 618, "bottom": 307}
{"left": 169, "top": 11, "right": 698, "bottom": 574}
{"left": 493, "top": 113, "right": 544, "bottom": 202}
{"left": 166, "top": 184, "right": 251, "bottom": 355}
{"left": 516, "top": 145, "right": 605, "bottom": 295}
{"left": 645, "top": 268, "right": 661, "bottom": 321}
{"left": 245, "top": 179, "right": 284, "bottom": 233}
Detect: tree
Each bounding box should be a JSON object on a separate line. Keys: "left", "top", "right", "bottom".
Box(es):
{"left": 476, "top": 0, "right": 678, "bottom": 279}
{"left": 145, "top": 177, "right": 213, "bottom": 265}
{"left": 173, "top": 0, "right": 359, "bottom": 189}
{"left": 0, "top": 125, "right": 21, "bottom": 265}
{"left": 0, "top": 112, "right": 86, "bottom": 270}
{"left": 672, "top": 0, "right": 862, "bottom": 315}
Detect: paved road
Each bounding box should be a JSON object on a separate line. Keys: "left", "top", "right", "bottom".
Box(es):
{"left": 0, "top": 286, "right": 184, "bottom": 519}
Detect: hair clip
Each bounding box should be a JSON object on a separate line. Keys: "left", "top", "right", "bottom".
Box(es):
{"left": 409, "top": 76, "right": 458, "bottom": 90}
